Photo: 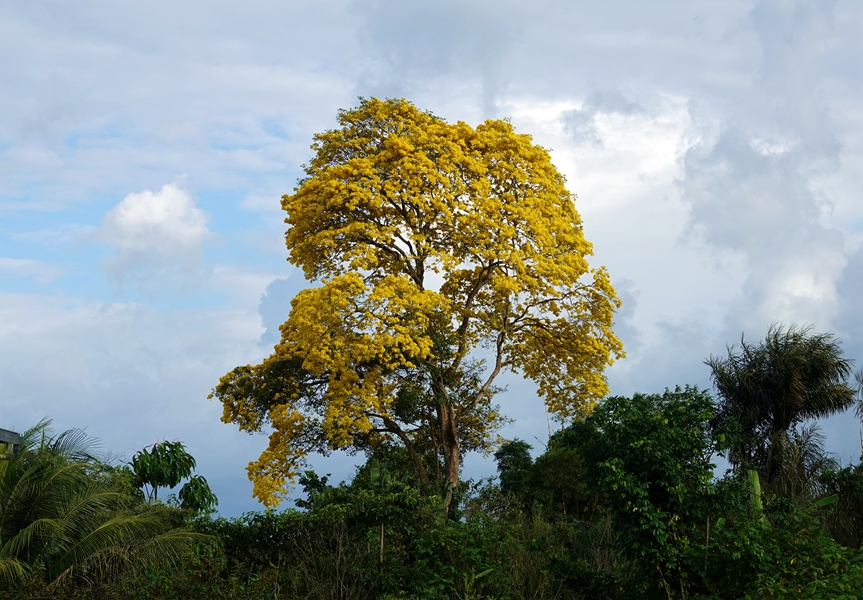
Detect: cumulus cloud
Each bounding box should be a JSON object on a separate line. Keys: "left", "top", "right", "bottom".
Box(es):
{"left": 663, "top": 0, "right": 863, "bottom": 464}
{"left": 96, "top": 183, "right": 215, "bottom": 297}
{"left": 679, "top": 125, "right": 847, "bottom": 330}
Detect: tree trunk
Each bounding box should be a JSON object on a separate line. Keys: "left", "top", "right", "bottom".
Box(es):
{"left": 438, "top": 404, "right": 460, "bottom": 514}
{"left": 766, "top": 428, "right": 788, "bottom": 488}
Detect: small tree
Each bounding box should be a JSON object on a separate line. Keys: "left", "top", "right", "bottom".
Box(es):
{"left": 212, "top": 98, "right": 624, "bottom": 510}
{"left": 130, "top": 440, "right": 212, "bottom": 508}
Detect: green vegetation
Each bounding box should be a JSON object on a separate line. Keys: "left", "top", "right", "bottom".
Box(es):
{"left": 0, "top": 422, "right": 208, "bottom": 599}
{"left": 5, "top": 324, "right": 863, "bottom": 598}
{"left": 708, "top": 323, "right": 859, "bottom": 494}
{"left": 131, "top": 440, "right": 218, "bottom": 512}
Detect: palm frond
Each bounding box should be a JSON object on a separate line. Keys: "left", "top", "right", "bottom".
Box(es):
{"left": 0, "top": 556, "right": 28, "bottom": 584}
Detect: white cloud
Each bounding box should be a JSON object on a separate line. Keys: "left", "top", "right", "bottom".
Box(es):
{"left": 0, "top": 257, "right": 62, "bottom": 283}
{"left": 96, "top": 183, "right": 215, "bottom": 296}
{"left": 562, "top": 90, "right": 646, "bottom": 147}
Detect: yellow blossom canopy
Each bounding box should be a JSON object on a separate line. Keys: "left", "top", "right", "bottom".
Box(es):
{"left": 212, "top": 98, "right": 624, "bottom": 507}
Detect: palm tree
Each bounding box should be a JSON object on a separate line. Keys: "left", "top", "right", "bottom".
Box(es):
{"left": 0, "top": 420, "right": 204, "bottom": 591}
{"left": 707, "top": 324, "right": 857, "bottom": 492}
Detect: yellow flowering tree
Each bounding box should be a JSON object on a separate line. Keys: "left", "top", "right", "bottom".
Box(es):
{"left": 211, "top": 98, "right": 624, "bottom": 509}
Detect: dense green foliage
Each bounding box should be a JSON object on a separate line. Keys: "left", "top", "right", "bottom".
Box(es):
{"left": 79, "top": 387, "right": 861, "bottom": 600}
{"left": 0, "top": 422, "right": 207, "bottom": 599}
{"left": 5, "top": 326, "right": 863, "bottom": 599}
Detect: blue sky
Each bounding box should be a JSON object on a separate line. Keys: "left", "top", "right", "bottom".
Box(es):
{"left": 2, "top": 0, "right": 863, "bottom": 516}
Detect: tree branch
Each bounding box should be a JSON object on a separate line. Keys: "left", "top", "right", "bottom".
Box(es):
{"left": 450, "top": 261, "right": 500, "bottom": 371}
{"left": 377, "top": 415, "right": 431, "bottom": 488}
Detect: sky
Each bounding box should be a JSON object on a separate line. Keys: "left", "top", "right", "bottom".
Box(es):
{"left": 2, "top": 0, "right": 863, "bottom": 516}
